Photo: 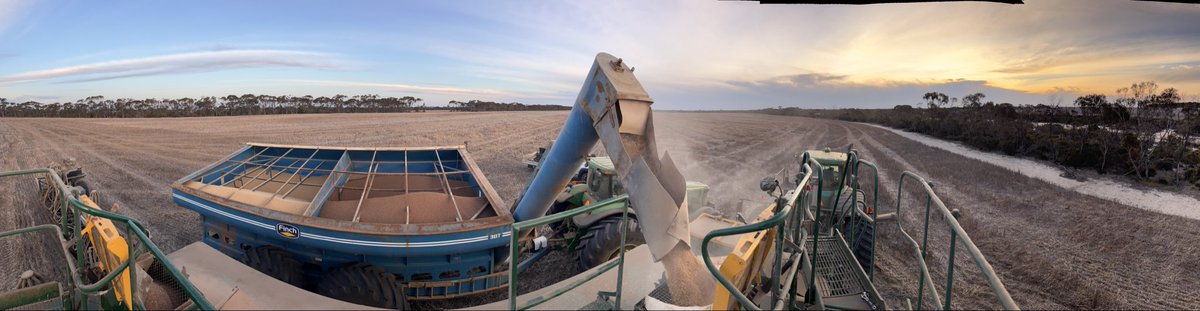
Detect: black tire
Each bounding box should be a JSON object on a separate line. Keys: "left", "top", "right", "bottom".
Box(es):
{"left": 316, "top": 263, "right": 406, "bottom": 310}
{"left": 575, "top": 216, "right": 642, "bottom": 271}
{"left": 851, "top": 216, "right": 876, "bottom": 271}
{"left": 835, "top": 190, "right": 875, "bottom": 271}
{"left": 75, "top": 180, "right": 92, "bottom": 196}
{"left": 239, "top": 246, "right": 305, "bottom": 288}
{"left": 837, "top": 189, "right": 867, "bottom": 232}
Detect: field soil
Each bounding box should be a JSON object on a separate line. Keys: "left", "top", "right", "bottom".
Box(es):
{"left": 1, "top": 112, "right": 1197, "bottom": 309}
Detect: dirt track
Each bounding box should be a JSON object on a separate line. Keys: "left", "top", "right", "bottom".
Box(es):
{"left": 1, "top": 112, "right": 1198, "bottom": 309}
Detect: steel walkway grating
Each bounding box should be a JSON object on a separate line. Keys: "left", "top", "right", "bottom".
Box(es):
{"left": 806, "top": 236, "right": 868, "bottom": 297}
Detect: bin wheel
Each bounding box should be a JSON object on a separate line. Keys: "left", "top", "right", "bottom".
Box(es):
{"left": 575, "top": 215, "right": 642, "bottom": 271}
{"left": 239, "top": 246, "right": 305, "bottom": 288}
{"left": 316, "top": 263, "right": 407, "bottom": 310}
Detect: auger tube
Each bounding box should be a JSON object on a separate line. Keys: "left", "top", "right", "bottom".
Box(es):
{"left": 511, "top": 52, "right": 693, "bottom": 263}
{"left": 512, "top": 106, "right": 598, "bottom": 223}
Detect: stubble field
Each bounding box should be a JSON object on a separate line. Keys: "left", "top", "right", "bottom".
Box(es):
{"left": 1, "top": 111, "right": 1198, "bottom": 309}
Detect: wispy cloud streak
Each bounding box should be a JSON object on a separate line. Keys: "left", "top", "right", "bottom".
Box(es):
{"left": 0, "top": 50, "right": 336, "bottom": 84}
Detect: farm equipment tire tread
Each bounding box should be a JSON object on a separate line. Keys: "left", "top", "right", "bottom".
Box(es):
{"left": 853, "top": 216, "right": 876, "bottom": 271}
{"left": 239, "top": 246, "right": 305, "bottom": 288}
{"left": 575, "top": 215, "right": 642, "bottom": 271}
{"left": 316, "top": 263, "right": 407, "bottom": 310}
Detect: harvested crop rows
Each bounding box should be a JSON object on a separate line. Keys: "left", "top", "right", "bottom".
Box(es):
{"left": 1, "top": 112, "right": 1197, "bottom": 309}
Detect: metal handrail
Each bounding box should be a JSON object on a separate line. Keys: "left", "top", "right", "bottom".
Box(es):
{"left": 892, "top": 171, "right": 1018, "bottom": 310}
{"left": 701, "top": 163, "right": 815, "bottom": 311}
{"left": 0, "top": 168, "right": 215, "bottom": 310}
{"left": 800, "top": 154, "right": 827, "bottom": 307}
{"left": 507, "top": 194, "right": 632, "bottom": 310}
{"left": 838, "top": 154, "right": 880, "bottom": 280}
{"left": 856, "top": 160, "right": 880, "bottom": 280}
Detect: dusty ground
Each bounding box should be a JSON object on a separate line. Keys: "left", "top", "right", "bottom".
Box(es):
{"left": 1, "top": 112, "right": 1198, "bottom": 309}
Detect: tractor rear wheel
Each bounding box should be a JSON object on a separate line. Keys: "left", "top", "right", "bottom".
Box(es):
{"left": 576, "top": 215, "right": 642, "bottom": 271}
{"left": 239, "top": 246, "right": 305, "bottom": 288}
{"left": 316, "top": 263, "right": 406, "bottom": 310}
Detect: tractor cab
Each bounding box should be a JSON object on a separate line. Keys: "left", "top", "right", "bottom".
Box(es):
{"left": 584, "top": 157, "right": 622, "bottom": 201}
{"left": 568, "top": 157, "right": 709, "bottom": 212}
{"left": 806, "top": 148, "right": 850, "bottom": 207}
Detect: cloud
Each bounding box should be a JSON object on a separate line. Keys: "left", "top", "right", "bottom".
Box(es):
{"left": 7, "top": 0, "right": 1200, "bottom": 108}
{"left": 1157, "top": 64, "right": 1200, "bottom": 83}
{"left": 743, "top": 73, "right": 851, "bottom": 88}
{"left": 426, "top": 0, "right": 1200, "bottom": 98}
{"left": 0, "top": 50, "right": 337, "bottom": 84}
{"left": 649, "top": 72, "right": 1060, "bottom": 110}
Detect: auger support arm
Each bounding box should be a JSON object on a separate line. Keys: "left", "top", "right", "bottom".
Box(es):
{"left": 512, "top": 52, "right": 691, "bottom": 261}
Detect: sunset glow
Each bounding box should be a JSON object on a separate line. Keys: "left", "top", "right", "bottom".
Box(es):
{"left": 1, "top": 0, "right": 1197, "bottom": 109}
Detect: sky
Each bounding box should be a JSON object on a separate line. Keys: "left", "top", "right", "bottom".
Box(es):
{"left": 1, "top": 0, "right": 1198, "bottom": 110}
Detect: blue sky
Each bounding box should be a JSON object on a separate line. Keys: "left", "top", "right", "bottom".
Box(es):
{"left": 1, "top": 0, "right": 1198, "bottom": 109}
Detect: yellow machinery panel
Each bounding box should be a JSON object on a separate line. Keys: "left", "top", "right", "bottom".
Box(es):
{"left": 711, "top": 207, "right": 777, "bottom": 310}
{"left": 79, "top": 195, "right": 134, "bottom": 310}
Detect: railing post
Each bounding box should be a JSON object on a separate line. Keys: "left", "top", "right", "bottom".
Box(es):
{"left": 770, "top": 203, "right": 784, "bottom": 310}
{"left": 615, "top": 206, "right": 629, "bottom": 309}
{"left": 72, "top": 198, "right": 85, "bottom": 293}
{"left": 787, "top": 174, "right": 807, "bottom": 308}
{"left": 920, "top": 190, "right": 932, "bottom": 259}
{"left": 59, "top": 183, "right": 69, "bottom": 238}
{"left": 916, "top": 190, "right": 933, "bottom": 310}
{"left": 866, "top": 161, "right": 879, "bottom": 281}
{"left": 128, "top": 221, "right": 140, "bottom": 310}
{"left": 944, "top": 209, "right": 962, "bottom": 310}
{"left": 508, "top": 227, "right": 519, "bottom": 310}
{"left": 806, "top": 157, "right": 823, "bottom": 304}
{"left": 844, "top": 152, "right": 858, "bottom": 249}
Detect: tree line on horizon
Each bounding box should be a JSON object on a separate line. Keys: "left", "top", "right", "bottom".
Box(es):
{"left": 0, "top": 94, "right": 427, "bottom": 117}
{"left": 762, "top": 81, "right": 1200, "bottom": 188}
{"left": 0, "top": 94, "right": 570, "bottom": 118}
{"left": 447, "top": 100, "right": 570, "bottom": 112}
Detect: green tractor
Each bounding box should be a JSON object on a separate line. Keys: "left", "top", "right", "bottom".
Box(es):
{"left": 539, "top": 156, "right": 713, "bottom": 270}
{"left": 799, "top": 147, "right": 876, "bottom": 270}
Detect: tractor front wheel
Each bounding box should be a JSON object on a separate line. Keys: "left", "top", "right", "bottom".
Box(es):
{"left": 239, "top": 246, "right": 305, "bottom": 288}
{"left": 575, "top": 216, "right": 642, "bottom": 271}
{"left": 316, "top": 263, "right": 407, "bottom": 310}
